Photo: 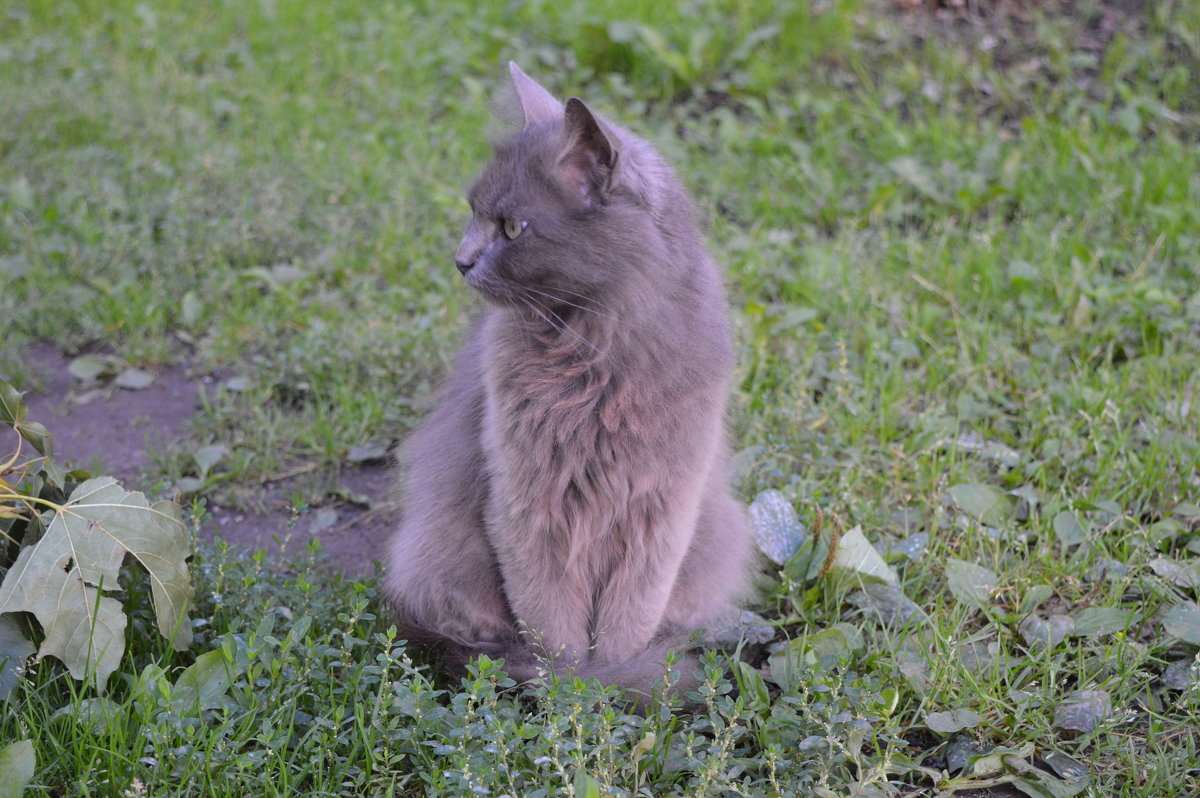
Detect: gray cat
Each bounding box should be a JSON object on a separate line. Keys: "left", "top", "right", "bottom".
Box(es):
{"left": 383, "top": 63, "right": 753, "bottom": 692}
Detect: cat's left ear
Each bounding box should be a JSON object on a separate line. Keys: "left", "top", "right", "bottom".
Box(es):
{"left": 558, "top": 97, "right": 619, "bottom": 203}
{"left": 509, "top": 62, "right": 563, "bottom": 128}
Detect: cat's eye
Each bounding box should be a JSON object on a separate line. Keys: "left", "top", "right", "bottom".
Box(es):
{"left": 502, "top": 218, "right": 527, "bottom": 240}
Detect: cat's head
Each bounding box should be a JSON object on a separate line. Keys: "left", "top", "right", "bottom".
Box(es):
{"left": 453, "top": 63, "right": 683, "bottom": 313}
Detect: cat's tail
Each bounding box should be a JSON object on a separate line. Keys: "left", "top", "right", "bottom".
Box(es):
{"left": 393, "top": 624, "right": 704, "bottom": 707}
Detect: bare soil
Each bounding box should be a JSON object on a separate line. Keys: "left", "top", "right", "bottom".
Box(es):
{"left": 9, "top": 343, "right": 393, "bottom": 578}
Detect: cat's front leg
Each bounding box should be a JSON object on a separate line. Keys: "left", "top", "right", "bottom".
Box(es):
{"left": 587, "top": 513, "right": 696, "bottom": 663}
{"left": 486, "top": 525, "right": 595, "bottom": 663}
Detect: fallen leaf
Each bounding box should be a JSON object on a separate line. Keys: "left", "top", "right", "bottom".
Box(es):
{"left": 945, "top": 558, "right": 998, "bottom": 611}
{"left": 749, "top": 490, "right": 807, "bottom": 565}
{"left": 829, "top": 526, "right": 898, "bottom": 585}
{"left": 115, "top": 368, "right": 155, "bottom": 391}
{"left": 927, "top": 708, "right": 983, "bottom": 734}
{"left": 1053, "top": 690, "right": 1111, "bottom": 734}
{"left": 889, "top": 531, "right": 928, "bottom": 562}
{"left": 346, "top": 442, "right": 391, "bottom": 464}
{"left": 67, "top": 355, "right": 112, "bottom": 383}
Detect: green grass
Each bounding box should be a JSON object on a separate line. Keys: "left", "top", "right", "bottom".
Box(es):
{"left": 3, "top": 0, "right": 1200, "bottom": 794}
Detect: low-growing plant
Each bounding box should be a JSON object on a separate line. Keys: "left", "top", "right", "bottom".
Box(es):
{"left": 0, "top": 379, "right": 196, "bottom": 791}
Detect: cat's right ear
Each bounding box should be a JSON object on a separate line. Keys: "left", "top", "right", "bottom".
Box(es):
{"left": 508, "top": 62, "right": 562, "bottom": 129}
{"left": 557, "top": 97, "right": 619, "bottom": 205}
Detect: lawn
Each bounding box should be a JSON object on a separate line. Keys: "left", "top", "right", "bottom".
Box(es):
{"left": 2, "top": 0, "right": 1199, "bottom": 795}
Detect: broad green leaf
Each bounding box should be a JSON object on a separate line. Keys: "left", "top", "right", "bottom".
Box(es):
{"left": 1149, "top": 557, "right": 1200, "bottom": 590}
{"left": 0, "top": 540, "right": 127, "bottom": 687}
{"left": 1070, "top": 606, "right": 1132, "bottom": 637}
{"left": 805, "top": 628, "right": 853, "bottom": 667}
{"left": 0, "top": 739, "right": 34, "bottom": 798}
{"left": 896, "top": 640, "right": 932, "bottom": 694}
{"left": 1019, "top": 584, "right": 1054, "bottom": 614}
{"left": 926, "top": 708, "right": 982, "bottom": 734}
{"left": 889, "top": 156, "right": 948, "bottom": 203}
{"left": 0, "top": 380, "right": 26, "bottom": 425}
{"left": 1052, "top": 690, "right": 1111, "bottom": 734}
{"left": 768, "top": 624, "right": 864, "bottom": 684}
{"left": 969, "top": 742, "right": 1035, "bottom": 777}
{"left": 847, "top": 583, "right": 928, "bottom": 628}
{"left": 572, "top": 768, "right": 601, "bottom": 798}
{"left": 630, "top": 730, "right": 657, "bottom": 768}
{"left": 175, "top": 477, "right": 205, "bottom": 494}
{"left": 948, "top": 483, "right": 1014, "bottom": 527}
{"left": 1012, "top": 770, "right": 1088, "bottom": 798}
{"left": 768, "top": 637, "right": 810, "bottom": 690}
{"left": 749, "top": 490, "right": 807, "bottom": 565}
{"left": 171, "top": 649, "right": 239, "bottom": 713}
{"left": 1053, "top": 511, "right": 1088, "bottom": 547}
{"left": 0, "top": 478, "right": 193, "bottom": 691}
{"left": 1019, "top": 614, "right": 1074, "bottom": 648}
{"left": 1163, "top": 601, "right": 1200, "bottom": 644}
{"left": 180, "top": 291, "right": 202, "bottom": 326}
{"left": 736, "top": 662, "right": 770, "bottom": 715}
{"left": 0, "top": 616, "right": 35, "bottom": 702}
{"left": 193, "top": 444, "right": 228, "bottom": 476}
{"left": 829, "top": 526, "right": 898, "bottom": 585}
{"left": 945, "top": 558, "right": 997, "bottom": 611}
{"left": 14, "top": 421, "right": 52, "bottom": 456}
{"left": 50, "top": 697, "right": 122, "bottom": 732}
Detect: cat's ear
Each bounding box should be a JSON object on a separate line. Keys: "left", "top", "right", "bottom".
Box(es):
{"left": 508, "top": 61, "right": 562, "bottom": 129}
{"left": 558, "top": 97, "right": 619, "bottom": 202}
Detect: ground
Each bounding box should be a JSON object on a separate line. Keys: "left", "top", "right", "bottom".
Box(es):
{"left": 2, "top": 0, "right": 1199, "bottom": 794}
{"left": 11, "top": 342, "right": 393, "bottom": 577}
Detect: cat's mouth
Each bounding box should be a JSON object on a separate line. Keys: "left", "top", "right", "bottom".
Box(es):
{"left": 461, "top": 268, "right": 515, "bottom": 307}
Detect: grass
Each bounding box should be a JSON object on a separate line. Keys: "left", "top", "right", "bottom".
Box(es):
{"left": 2, "top": 0, "right": 1200, "bottom": 794}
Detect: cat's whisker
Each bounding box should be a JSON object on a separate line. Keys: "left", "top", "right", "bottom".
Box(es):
{"left": 535, "top": 283, "right": 617, "bottom": 312}
{"left": 505, "top": 296, "right": 542, "bottom": 348}
{"left": 517, "top": 294, "right": 570, "bottom": 345}
{"left": 523, "top": 286, "right": 617, "bottom": 321}
{"left": 520, "top": 292, "right": 604, "bottom": 357}
{"left": 547, "top": 305, "right": 604, "bottom": 356}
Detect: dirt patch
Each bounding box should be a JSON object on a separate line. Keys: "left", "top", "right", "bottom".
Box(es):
{"left": 8, "top": 342, "right": 394, "bottom": 578}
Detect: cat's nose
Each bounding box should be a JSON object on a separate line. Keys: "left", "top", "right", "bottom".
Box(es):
{"left": 456, "top": 220, "right": 488, "bottom": 276}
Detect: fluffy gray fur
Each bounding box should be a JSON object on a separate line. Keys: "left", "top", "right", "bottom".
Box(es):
{"left": 383, "top": 63, "right": 753, "bottom": 694}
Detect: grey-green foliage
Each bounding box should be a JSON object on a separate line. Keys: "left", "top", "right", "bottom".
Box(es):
{"left": 0, "top": 380, "right": 193, "bottom": 696}
{"left": 0, "top": 740, "right": 35, "bottom": 798}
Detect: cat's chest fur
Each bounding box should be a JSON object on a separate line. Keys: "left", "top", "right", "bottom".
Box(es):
{"left": 476, "top": 306, "right": 715, "bottom": 549}
{"left": 479, "top": 308, "right": 631, "bottom": 465}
